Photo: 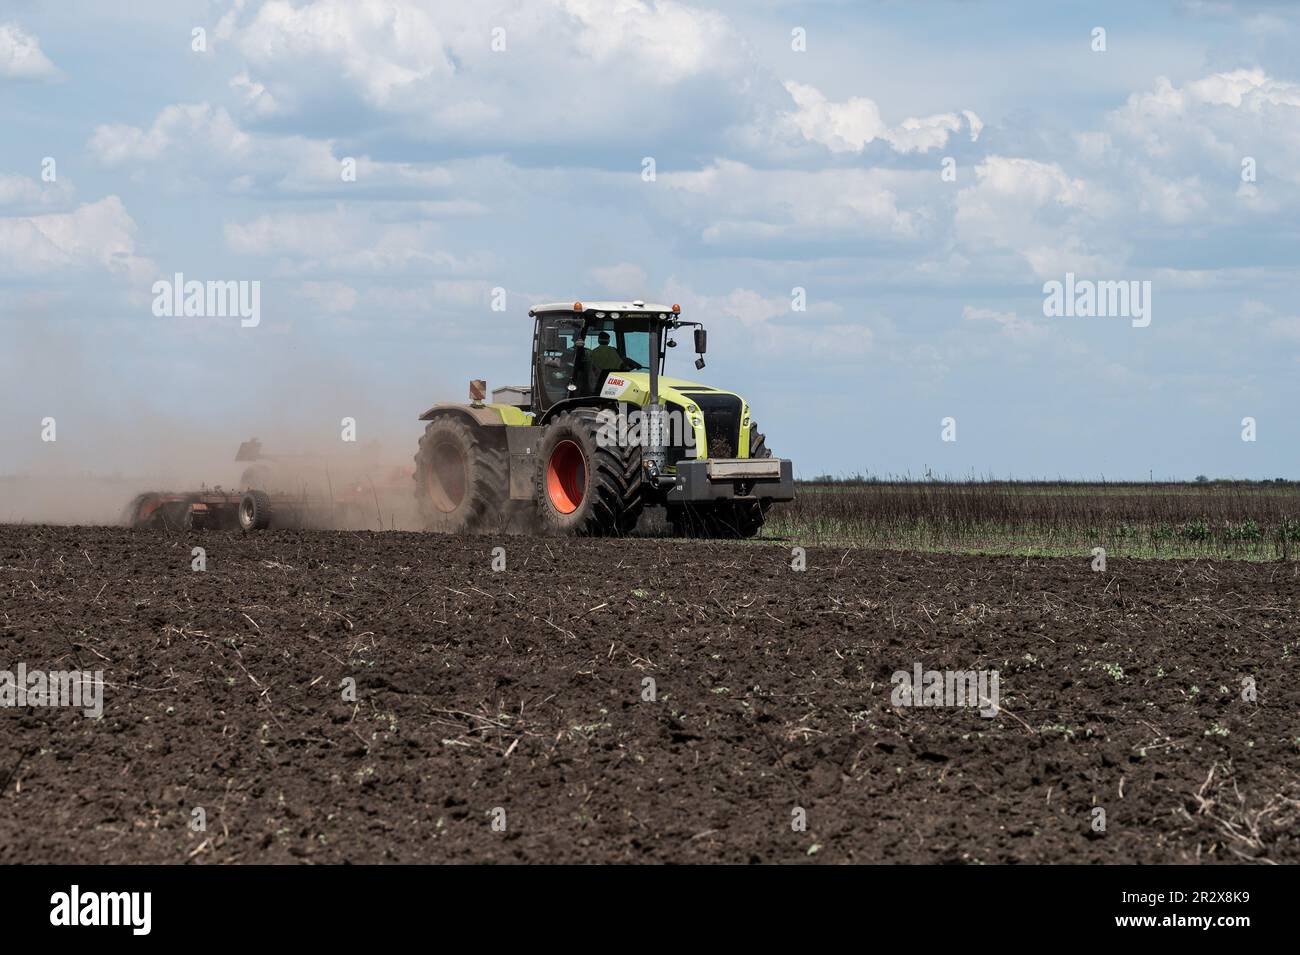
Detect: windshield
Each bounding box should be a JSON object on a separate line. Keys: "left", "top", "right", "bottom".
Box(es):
{"left": 537, "top": 312, "right": 657, "bottom": 406}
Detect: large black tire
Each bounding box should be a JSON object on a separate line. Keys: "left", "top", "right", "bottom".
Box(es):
{"left": 414, "top": 415, "right": 508, "bottom": 533}
{"left": 669, "top": 424, "right": 773, "bottom": 539}
{"left": 239, "top": 490, "right": 274, "bottom": 531}
{"left": 535, "top": 409, "right": 643, "bottom": 536}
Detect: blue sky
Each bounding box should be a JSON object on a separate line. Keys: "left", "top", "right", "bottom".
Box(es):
{"left": 1, "top": 0, "right": 1298, "bottom": 480}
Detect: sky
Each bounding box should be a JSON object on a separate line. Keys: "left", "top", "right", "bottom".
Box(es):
{"left": 1, "top": 0, "right": 1298, "bottom": 482}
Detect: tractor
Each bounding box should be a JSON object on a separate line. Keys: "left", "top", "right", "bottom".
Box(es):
{"left": 413, "top": 300, "right": 794, "bottom": 537}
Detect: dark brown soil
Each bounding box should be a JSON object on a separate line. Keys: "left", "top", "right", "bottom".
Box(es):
{"left": 1, "top": 524, "right": 1297, "bottom": 863}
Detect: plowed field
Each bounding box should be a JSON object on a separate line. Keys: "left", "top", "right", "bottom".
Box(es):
{"left": 2, "top": 525, "right": 1297, "bottom": 863}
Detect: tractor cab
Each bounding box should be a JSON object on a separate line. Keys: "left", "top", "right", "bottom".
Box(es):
{"left": 529, "top": 301, "right": 703, "bottom": 412}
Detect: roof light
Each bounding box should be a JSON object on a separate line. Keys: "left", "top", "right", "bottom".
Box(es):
{"left": 671, "top": 303, "right": 680, "bottom": 313}
{"left": 573, "top": 301, "right": 583, "bottom": 311}
{"left": 632, "top": 299, "right": 644, "bottom": 307}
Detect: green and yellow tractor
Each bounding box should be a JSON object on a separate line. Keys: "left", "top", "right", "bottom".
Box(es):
{"left": 413, "top": 300, "right": 794, "bottom": 537}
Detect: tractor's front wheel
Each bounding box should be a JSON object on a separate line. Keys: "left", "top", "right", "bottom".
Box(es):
{"left": 669, "top": 423, "right": 775, "bottom": 539}
{"left": 668, "top": 501, "right": 766, "bottom": 539}
{"left": 414, "top": 415, "right": 508, "bottom": 533}
{"left": 535, "top": 410, "right": 643, "bottom": 535}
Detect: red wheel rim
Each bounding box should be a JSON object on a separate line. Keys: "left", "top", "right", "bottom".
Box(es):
{"left": 546, "top": 440, "right": 586, "bottom": 514}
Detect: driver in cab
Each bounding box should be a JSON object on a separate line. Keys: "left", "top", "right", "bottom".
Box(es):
{"left": 589, "top": 330, "right": 624, "bottom": 373}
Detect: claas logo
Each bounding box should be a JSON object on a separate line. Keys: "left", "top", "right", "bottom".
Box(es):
{"left": 606, "top": 377, "right": 626, "bottom": 387}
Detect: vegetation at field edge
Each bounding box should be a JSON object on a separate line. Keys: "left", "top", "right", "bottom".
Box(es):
{"left": 769, "top": 479, "right": 1300, "bottom": 560}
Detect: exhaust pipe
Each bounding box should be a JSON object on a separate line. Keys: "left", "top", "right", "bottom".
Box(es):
{"left": 646, "top": 316, "right": 665, "bottom": 478}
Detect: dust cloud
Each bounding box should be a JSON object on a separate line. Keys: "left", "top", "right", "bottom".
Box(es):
{"left": 0, "top": 311, "right": 441, "bottom": 529}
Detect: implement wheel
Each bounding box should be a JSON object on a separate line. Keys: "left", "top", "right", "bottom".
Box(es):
{"left": 239, "top": 490, "right": 274, "bottom": 531}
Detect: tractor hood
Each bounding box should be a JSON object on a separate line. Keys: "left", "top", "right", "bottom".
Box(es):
{"left": 598, "top": 373, "right": 741, "bottom": 409}
{"left": 597, "top": 373, "right": 751, "bottom": 460}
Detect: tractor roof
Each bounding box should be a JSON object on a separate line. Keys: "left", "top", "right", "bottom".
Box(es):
{"left": 529, "top": 300, "right": 680, "bottom": 317}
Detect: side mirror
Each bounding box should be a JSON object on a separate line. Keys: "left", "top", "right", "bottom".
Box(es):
{"left": 693, "top": 328, "right": 707, "bottom": 354}
{"left": 541, "top": 326, "right": 560, "bottom": 351}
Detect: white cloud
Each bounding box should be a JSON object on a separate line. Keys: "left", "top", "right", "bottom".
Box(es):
{"left": 1267, "top": 315, "right": 1300, "bottom": 342}
{"left": 954, "top": 156, "right": 1115, "bottom": 279}
{"left": 294, "top": 280, "right": 358, "bottom": 313}
{"left": 588, "top": 262, "right": 648, "bottom": 293}
{"left": 89, "top": 102, "right": 455, "bottom": 195}
{"left": 211, "top": 0, "right": 751, "bottom": 146}
{"left": 701, "top": 287, "right": 788, "bottom": 329}
{"left": 0, "top": 172, "right": 74, "bottom": 212}
{"left": 1051, "top": 67, "right": 1300, "bottom": 245}
{"left": 224, "top": 209, "right": 357, "bottom": 258}
{"left": 364, "top": 279, "right": 494, "bottom": 314}
{"left": 0, "top": 197, "right": 155, "bottom": 282}
{"left": 233, "top": 0, "right": 455, "bottom": 110}
{"left": 662, "top": 281, "right": 863, "bottom": 359}
{"left": 780, "top": 81, "right": 982, "bottom": 154}
{"left": 1187, "top": 68, "right": 1300, "bottom": 109}
{"left": 1132, "top": 168, "right": 1209, "bottom": 224}
{"left": 0, "top": 23, "right": 59, "bottom": 80}
{"left": 90, "top": 103, "right": 252, "bottom": 165}
{"left": 663, "top": 159, "right": 930, "bottom": 244}
{"left": 560, "top": 0, "right": 731, "bottom": 84}
{"left": 1241, "top": 299, "right": 1300, "bottom": 343}
{"left": 413, "top": 199, "right": 489, "bottom": 217}
{"left": 229, "top": 71, "right": 280, "bottom": 117}
{"left": 961, "top": 305, "right": 1046, "bottom": 343}
{"left": 224, "top": 206, "right": 485, "bottom": 275}
{"left": 1109, "top": 69, "right": 1300, "bottom": 185}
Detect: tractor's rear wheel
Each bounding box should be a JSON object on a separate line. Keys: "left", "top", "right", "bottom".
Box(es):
{"left": 414, "top": 415, "right": 508, "bottom": 533}
{"left": 536, "top": 409, "right": 643, "bottom": 536}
